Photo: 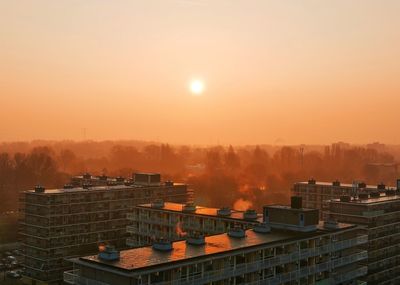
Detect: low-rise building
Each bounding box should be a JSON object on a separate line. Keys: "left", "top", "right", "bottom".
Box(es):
{"left": 126, "top": 201, "right": 262, "bottom": 247}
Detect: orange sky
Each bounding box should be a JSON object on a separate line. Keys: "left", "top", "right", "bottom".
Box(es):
{"left": 1, "top": 1, "right": 399, "bottom": 145}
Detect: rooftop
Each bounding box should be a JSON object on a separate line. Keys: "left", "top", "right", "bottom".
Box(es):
{"left": 136, "top": 202, "right": 263, "bottom": 222}
{"left": 24, "top": 183, "right": 187, "bottom": 195}
{"left": 264, "top": 205, "right": 317, "bottom": 212}
{"left": 72, "top": 223, "right": 356, "bottom": 273}
{"left": 330, "top": 193, "right": 400, "bottom": 205}
{"left": 296, "top": 181, "right": 396, "bottom": 190}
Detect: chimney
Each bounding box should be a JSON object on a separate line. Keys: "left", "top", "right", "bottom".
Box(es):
{"left": 308, "top": 178, "right": 316, "bottom": 185}
{"left": 151, "top": 199, "right": 165, "bottom": 208}
{"left": 228, "top": 227, "right": 246, "bottom": 238}
{"left": 358, "top": 193, "right": 369, "bottom": 200}
{"left": 217, "top": 207, "right": 232, "bottom": 217}
{"left": 243, "top": 209, "right": 258, "bottom": 220}
{"left": 186, "top": 233, "right": 205, "bottom": 245}
{"left": 370, "top": 192, "right": 380, "bottom": 198}
{"left": 377, "top": 183, "right": 386, "bottom": 190}
{"left": 339, "top": 195, "right": 351, "bottom": 202}
{"left": 98, "top": 245, "right": 120, "bottom": 261}
{"left": 34, "top": 185, "right": 45, "bottom": 193}
{"left": 182, "top": 203, "right": 196, "bottom": 212}
{"left": 152, "top": 238, "right": 173, "bottom": 251}
{"left": 291, "top": 196, "right": 302, "bottom": 209}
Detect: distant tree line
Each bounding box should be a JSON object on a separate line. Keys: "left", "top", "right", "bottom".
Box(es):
{"left": 0, "top": 141, "right": 397, "bottom": 214}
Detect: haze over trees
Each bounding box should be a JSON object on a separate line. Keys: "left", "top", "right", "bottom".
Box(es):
{"left": 0, "top": 140, "right": 398, "bottom": 213}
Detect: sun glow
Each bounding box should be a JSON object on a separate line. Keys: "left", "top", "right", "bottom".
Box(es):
{"left": 190, "top": 79, "right": 204, "bottom": 95}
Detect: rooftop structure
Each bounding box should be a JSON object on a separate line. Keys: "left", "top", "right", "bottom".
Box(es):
{"left": 327, "top": 191, "right": 400, "bottom": 285}
{"left": 66, "top": 219, "right": 367, "bottom": 285}
{"left": 126, "top": 201, "right": 262, "bottom": 247}
{"left": 19, "top": 174, "right": 192, "bottom": 285}
{"left": 264, "top": 197, "right": 320, "bottom": 232}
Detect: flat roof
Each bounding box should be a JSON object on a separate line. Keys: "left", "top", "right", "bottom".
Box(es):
{"left": 330, "top": 194, "right": 400, "bottom": 205}
{"left": 72, "top": 223, "right": 356, "bottom": 274}
{"left": 296, "top": 181, "right": 395, "bottom": 190}
{"left": 24, "top": 183, "right": 187, "bottom": 195}
{"left": 264, "top": 205, "right": 318, "bottom": 212}
{"left": 136, "top": 202, "right": 263, "bottom": 222}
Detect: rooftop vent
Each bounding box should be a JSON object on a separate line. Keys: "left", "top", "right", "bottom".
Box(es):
{"left": 99, "top": 175, "right": 108, "bottom": 181}
{"left": 370, "top": 192, "right": 380, "bottom": 198}
{"left": 183, "top": 203, "right": 196, "bottom": 212}
{"left": 98, "top": 245, "right": 120, "bottom": 261}
{"left": 323, "top": 219, "right": 340, "bottom": 229}
{"left": 186, "top": 233, "right": 205, "bottom": 246}
{"left": 332, "top": 180, "right": 341, "bottom": 187}
{"left": 308, "top": 178, "right": 316, "bottom": 185}
{"left": 385, "top": 189, "right": 396, "bottom": 196}
{"left": 152, "top": 239, "right": 173, "bottom": 251}
{"left": 291, "top": 196, "right": 302, "bottom": 209}
{"left": 124, "top": 180, "right": 133, "bottom": 186}
{"left": 228, "top": 227, "right": 246, "bottom": 238}
{"left": 165, "top": 181, "right": 174, "bottom": 186}
{"left": 358, "top": 182, "right": 367, "bottom": 189}
{"left": 358, "top": 193, "right": 369, "bottom": 200}
{"left": 63, "top": 184, "right": 74, "bottom": 189}
{"left": 83, "top": 173, "right": 91, "bottom": 180}
{"left": 82, "top": 183, "right": 93, "bottom": 189}
{"left": 217, "top": 207, "right": 232, "bottom": 217}
{"left": 253, "top": 222, "right": 271, "bottom": 234}
{"left": 151, "top": 199, "right": 165, "bottom": 208}
{"left": 34, "top": 185, "right": 45, "bottom": 193}
{"left": 244, "top": 209, "right": 258, "bottom": 220}
{"left": 377, "top": 183, "right": 386, "bottom": 190}
{"left": 339, "top": 195, "right": 351, "bottom": 202}
{"left": 116, "top": 176, "right": 125, "bottom": 182}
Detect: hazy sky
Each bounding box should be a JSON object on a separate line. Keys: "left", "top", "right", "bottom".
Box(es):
{"left": 1, "top": 0, "right": 399, "bottom": 145}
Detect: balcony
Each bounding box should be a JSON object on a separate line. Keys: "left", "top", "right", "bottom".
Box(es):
{"left": 64, "top": 270, "right": 110, "bottom": 285}
{"left": 333, "top": 266, "right": 368, "bottom": 284}
{"left": 332, "top": 250, "right": 368, "bottom": 268}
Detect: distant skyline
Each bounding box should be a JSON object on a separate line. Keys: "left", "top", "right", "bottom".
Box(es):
{"left": 1, "top": 1, "right": 399, "bottom": 145}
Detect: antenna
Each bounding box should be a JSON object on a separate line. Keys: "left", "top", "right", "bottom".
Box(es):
{"left": 300, "top": 147, "right": 304, "bottom": 170}
{"left": 352, "top": 181, "right": 359, "bottom": 200}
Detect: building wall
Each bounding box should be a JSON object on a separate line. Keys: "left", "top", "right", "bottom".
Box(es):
{"left": 328, "top": 197, "right": 400, "bottom": 285}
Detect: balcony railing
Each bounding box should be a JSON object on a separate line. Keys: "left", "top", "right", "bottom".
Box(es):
{"left": 64, "top": 270, "right": 112, "bottom": 285}
{"left": 333, "top": 266, "right": 368, "bottom": 284}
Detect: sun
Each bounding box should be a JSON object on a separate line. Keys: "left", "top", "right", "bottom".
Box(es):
{"left": 189, "top": 79, "right": 204, "bottom": 95}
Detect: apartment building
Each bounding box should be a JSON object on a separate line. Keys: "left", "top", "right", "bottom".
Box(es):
{"left": 326, "top": 190, "right": 400, "bottom": 285}
{"left": 19, "top": 173, "right": 191, "bottom": 285}
{"left": 65, "top": 199, "right": 368, "bottom": 285}
{"left": 126, "top": 201, "right": 262, "bottom": 247}
{"left": 292, "top": 179, "right": 399, "bottom": 218}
